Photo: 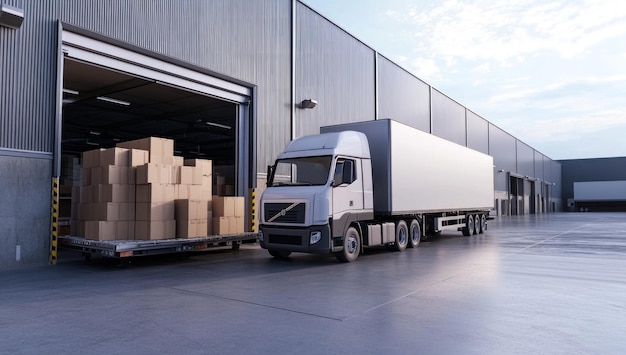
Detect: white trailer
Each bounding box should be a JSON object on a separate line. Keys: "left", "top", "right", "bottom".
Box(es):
{"left": 259, "top": 119, "right": 494, "bottom": 262}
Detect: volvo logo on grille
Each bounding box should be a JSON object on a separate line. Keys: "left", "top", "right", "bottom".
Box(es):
{"left": 268, "top": 202, "right": 300, "bottom": 222}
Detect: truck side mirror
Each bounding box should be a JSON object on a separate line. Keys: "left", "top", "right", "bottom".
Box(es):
{"left": 342, "top": 160, "right": 354, "bottom": 184}
{"left": 266, "top": 165, "right": 274, "bottom": 187}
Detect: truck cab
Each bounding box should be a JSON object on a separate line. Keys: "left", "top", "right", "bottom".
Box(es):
{"left": 259, "top": 131, "right": 373, "bottom": 260}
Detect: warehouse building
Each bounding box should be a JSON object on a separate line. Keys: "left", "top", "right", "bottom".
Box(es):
{"left": 560, "top": 157, "right": 626, "bottom": 212}
{"left": 0, "top": 0, "right": 563, "bottom": 270}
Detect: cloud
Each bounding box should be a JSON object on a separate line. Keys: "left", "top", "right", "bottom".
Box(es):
{"left": 508, "top": 109, "right": 626, "bottom": 144}
{"left": 391, "top": 0, "right": 626, "bottom": 64}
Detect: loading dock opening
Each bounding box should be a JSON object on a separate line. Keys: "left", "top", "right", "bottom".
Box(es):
{"left": 53, "top": 25, "right": 257, "bottom": 257}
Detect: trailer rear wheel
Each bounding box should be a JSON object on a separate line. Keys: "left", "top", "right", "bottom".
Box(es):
{"left": 462, "top": 215, "right": 474, "bottom": 236}
{"left": 473, "top": 214, "right": 480, "bottom": 235}
{"left": 408, "top": 219, "right": 421, "bottom": 248}
{"left": 335, "top": 227, "right": 361, "bottom": 262}
{"left": 479, "top": 214, "right": 487, "bottom": 234}
{"left": 268, "top": 249, "right": 292, "bottom": 258}
{"left": 394, "top": 220, "right": 408, "bottom": 251}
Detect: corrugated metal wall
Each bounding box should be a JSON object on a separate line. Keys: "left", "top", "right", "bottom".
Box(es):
{"left": 489, "top": 125, "right": 516, "bottom": 191}
{"left": 467, "top": 111, "right": 489, "bottom": 154}
{"left": 295, "top": 2, "right": 375, "bottom": 138}
{"left": 377, "top": 55, "right": 430, "bottom": 132}
{"left": 58, "top": 0, "right": 292, "bottom": 170}
{"left": 0, "top": 0, "right": 57, "bottom": 152}
{"left": 516, "top": 141, "right": 535, "bottom": 177}
{"left": 431, "top": 89, "right": 466, "bottom": 146}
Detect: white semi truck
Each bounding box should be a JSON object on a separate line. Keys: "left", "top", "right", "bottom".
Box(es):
{"left": 259, "top": 119, "right": 494, "bottom": 262}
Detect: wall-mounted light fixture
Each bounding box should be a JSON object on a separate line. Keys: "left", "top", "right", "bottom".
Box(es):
{"left": 300, "top": 99, "right": 317, "bottom": 109}
{"left": 0, "top": 4, "right": 24, "bottom": 29}
{"left": 497, "top": 169, "right": 505, "bottom": 173}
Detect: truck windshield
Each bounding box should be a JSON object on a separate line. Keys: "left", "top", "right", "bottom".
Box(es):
{"left": 270, "top": 156, "right": 332, "bottom": 187}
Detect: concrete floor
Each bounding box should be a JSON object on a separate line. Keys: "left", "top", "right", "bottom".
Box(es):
{"left": 1, "top": 213, "right": 625, "bottom": 354}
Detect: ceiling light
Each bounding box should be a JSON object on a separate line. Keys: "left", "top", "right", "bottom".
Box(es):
{"left": 63, "top": 88, "right": 79, "bottom": 95}
{"left": 97, "top": 96, "right": 131, "bottom": 106}
{"left": 89, "top": 131, "right": 101, "bottom": 136}
{"left": 205, "top": 122, "right": 231, "bottom": 130}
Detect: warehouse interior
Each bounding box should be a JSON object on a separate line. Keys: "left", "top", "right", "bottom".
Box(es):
{"left": 61, "top": 58, "right": 238, "bottom": 170}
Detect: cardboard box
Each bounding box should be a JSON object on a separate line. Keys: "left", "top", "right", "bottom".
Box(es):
{"left": 93, "top": 202, "right": 120, "bottom": 221}
{"left": 196, "top": 218, "right": 208, "bottom": 237}
{"left": 173, "top": 156, "right": 184, "bottom": 166}
{"left": 82, "top": 148, "right": 103, "bottom": 168}
{"left": 115, "top": 221, "right": 133, "bottom": 240}
{"left": 136, "top": 201, "right": 175, "bottom": 221}
{"left": 234, "top": 197, "right": 245, "bottom": 217}
{"left": 136, "top": 184, "right": 166, "bottom": 203}
{"left": 129, "top": 149, "right": 149, "bottom": 167}
{"left": 80, "top": 186, "right": 92, "bottom": 203}
{"left": 234, "top": 216, "right": 244, "bottom": 233}
{"left": 135, "top": 220, "right": 176, "bottom": 240}
{"left": 100, "top": 147, "right": 129, "bottom": 166}
{"left": 117, "top": 137, "right": 174, "bottom": 165}
{"left": 191, "top": 167, "right": 203, "bottom": 185}
{"left": 100, "top": 165, "right": 131, "bottom": 185}
{"left": 212, "top": 217, "right": 231, "bottom": 235}
{"left": 180, "top": 166, "right": 193, "bottom": 185}
{"left": 207, "top": 211, "right": 213, "bottom": 235}
{"left": 136, "top": 163, "right": 170, "bottom": 184}
{"left": 84, "top": 220, "right": 117, "bottom": 241}
{"left": 184, "top": 159, "right": 213, "bottom": 175}
{"left": 213, "top": 196, "right": 237, "bottom": 217}
{"left": 93, "top": 184, "right": 134, "bottom": 203}
{"left": 175, "top": 199, "right": 208, "bottom": 221}
{"left": 81, "top": 167, "right": 91, "bottom": 186}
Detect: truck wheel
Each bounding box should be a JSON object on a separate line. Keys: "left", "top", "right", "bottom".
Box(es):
{"left": 479, "top": 214, "right": 487, "bottom": 234}
{"left": 473, "top": 214, "right": 480, "bottom": 235}
{"left": 335, "top": 227, "right": 360, "bottom": 262}
{"left": 408, "top": 219, "right": 421, "bottom": 248}
{"left": 462, "top": 215, "right": 474, "bottom": 237}
{"left": 394, "top": 220, "right": 408, "bottom": 251}
{"left": 268, "top": 249, "right": 292, "bottom": 258}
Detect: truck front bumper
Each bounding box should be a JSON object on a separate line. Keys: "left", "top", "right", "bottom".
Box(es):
{"left": 259, "top": 224, "right": 331, "bottom": 254}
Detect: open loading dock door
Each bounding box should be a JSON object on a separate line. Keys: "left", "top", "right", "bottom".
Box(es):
{"left": 54, "top": 25, "right": 256, "bottom": 239}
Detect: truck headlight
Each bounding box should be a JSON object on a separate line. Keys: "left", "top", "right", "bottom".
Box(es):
{"left": 258, "top": 231, "right": 264, "bottom": 242}
{"left": 310, "top": 231, "right": 321, "bottom": 245}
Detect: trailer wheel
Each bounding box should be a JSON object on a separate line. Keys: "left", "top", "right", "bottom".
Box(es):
{"left": 268, "top": 249, "right": 292, "bottom": 258}
{"left": 335, "top": 227, "right": 360, "bottom": 262}
{"left": 408, "top": 219, "right": 421, "bottom": 248}
{"left": 473, "top": 214, "right": 480, "bottom": 235}
{"left": 394, "top": 220, "right": 408, "bottom": 251}
{"left": 462, "top": 215, "right": 474, "bottom": 237}
{"left": 479, "top": 214, "right": 487, "bottom": 234}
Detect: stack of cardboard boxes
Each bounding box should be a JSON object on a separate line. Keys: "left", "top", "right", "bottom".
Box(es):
{"left": 79, "top": 147, "right": 143, "bottom": 241}
{"left": 76, "top": 137, "right": 246, "bottom": 241}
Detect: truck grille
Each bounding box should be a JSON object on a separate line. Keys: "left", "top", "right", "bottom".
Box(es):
{"left": 264, "top": 202, "right": 306, "bottom": 224}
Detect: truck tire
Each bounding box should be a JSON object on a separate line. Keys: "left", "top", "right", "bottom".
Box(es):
{"left": 473, "top": 214, "right": 480, "bottom": 235}
{"left": 462, "top": 215, "right": 474, "bottom": 237}
{"left": 479, "top": 214, "right": 487, "bottom": 234}
{"left": 394, "top": 220, "right": 408, "bottom": 251}
{"left": 408, "top": 219, "right": 421, "bottom": 248}
{"left": 268, "top": 249, "right": 292, "bottom": 258}
{"left": 335, "top": 227, "right": 361, "bottom": 262}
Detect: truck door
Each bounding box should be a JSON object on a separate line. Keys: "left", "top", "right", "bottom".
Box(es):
{"left": 331, "top": 158, "right": 364, "bottom": 233}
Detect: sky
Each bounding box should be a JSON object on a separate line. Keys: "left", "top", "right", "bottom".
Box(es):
{"left": 302, "top": 0, "right": 626, "bottom": 160}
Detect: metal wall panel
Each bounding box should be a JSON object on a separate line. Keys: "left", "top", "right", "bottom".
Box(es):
{"left": 551, "top": 160, "right": 561, "bottom": 198}
{"left": 295, "top": 2, "right": 376, "bottom": 138}
{"left": 489, "top": 124, "right": 516, "bottom": 191}
{"left": 466, "top": 111, "right": 489, "bottom": 154}
{"left": 534, "top": 151, "right": 545, "bottom": 182}
{"left": 59, "top": 0, "right": 292, "bottom": 171}
{"left": 431, "top": 89, "right": 466, "bottom": 146}
{"left": 377, "top": 55, "right": 430, "bottom": 132}
{"left": 516, "top": 141, "right": 534, "bottom": 177}
{"left": 0, "top": 0, "right": 57, "bottom": 152}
